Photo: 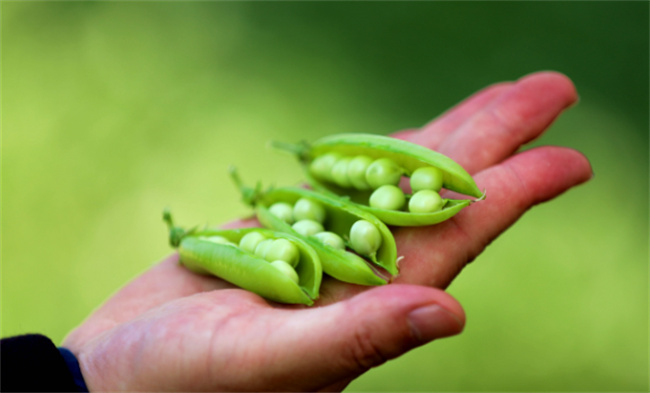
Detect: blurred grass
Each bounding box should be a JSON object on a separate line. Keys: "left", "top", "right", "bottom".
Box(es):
{"left": 2, "top": 2, "right": 648, "bottom": 391}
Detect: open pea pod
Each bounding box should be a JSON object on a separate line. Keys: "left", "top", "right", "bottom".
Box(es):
{"left": 231, "top": 170, "right": 397, "bottom": 285}
{"left": 164, "top": 210, "right": 321, "bottom": 305}
{"left": 274, "top": 133, "right": 484, "bottom": 226}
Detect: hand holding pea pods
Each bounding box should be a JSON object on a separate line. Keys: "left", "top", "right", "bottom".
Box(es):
{"left": 273, "top": 133, "right": 485, "bottom": 226}
{"left": 63, "top": 73, "right": 591, "bottom": 392}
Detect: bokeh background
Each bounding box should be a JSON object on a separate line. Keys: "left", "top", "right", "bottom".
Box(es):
{"left": 2, "top": 2, "right": 648, "bottom": 391}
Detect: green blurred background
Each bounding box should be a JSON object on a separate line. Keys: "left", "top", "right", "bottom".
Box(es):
{"left": 2, "top": 2, "right": 648, "bottom": 391}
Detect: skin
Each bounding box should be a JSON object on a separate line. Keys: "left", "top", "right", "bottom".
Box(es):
{"left": 63, "top": 72, "right": 592, "bottom": 392}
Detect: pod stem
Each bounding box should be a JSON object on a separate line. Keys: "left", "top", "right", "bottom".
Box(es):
{"left": 472, "top": 189, "right": 487, "bottom": 203}
{"left": 270, "top": 140, "right": 311, "bottom": 163}
{"left": 162, "top": 208, "right": 195, "bottom": 248}
{"left": 229, "top": 165, "right": 262, "bottom": 206}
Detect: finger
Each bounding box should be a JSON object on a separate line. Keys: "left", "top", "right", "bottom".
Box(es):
{"left": 435, "top": 71, "right": 578, "bottom": 174}
{"left": 393, "top": 146, "right": 593, "bottom": 288}
{"left": 72, "top": 216, "right": 266, "bottom": 339}
{"left": 220, "top": 216, "right": 260, "bottom": 229}
{"left": 63, "top": 254, "right": 240, "bottom": 346}
{"left": 268, "top": 285, "right": 464, "bottom": 390}
{"left": 390, "top": 128, "right": 420, "bottom": 141}
{"left": 100, "top": 218, "right": 261, "bottom": 315}
{"left": 405, "top": 82, "right": 513, "bottom": 149}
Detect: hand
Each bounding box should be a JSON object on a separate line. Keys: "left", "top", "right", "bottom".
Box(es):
{"left": 63, "top": 71, "right": 592, "bottom": 392}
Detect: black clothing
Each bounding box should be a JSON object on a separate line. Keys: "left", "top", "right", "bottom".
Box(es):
{"left": 1, "top": 334, "right": 88, "bottom": 392}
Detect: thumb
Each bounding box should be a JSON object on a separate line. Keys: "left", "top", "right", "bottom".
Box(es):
{"left": 282, "top": 284, "right": 465, "bottom": 390}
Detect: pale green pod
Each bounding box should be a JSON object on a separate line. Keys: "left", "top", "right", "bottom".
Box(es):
{"left": 201, "top": 236, "right": 237, "bottom": 247}
{"left": 273, "top": 134, "right": 484, "bottom": 226}
{"left": 230, "top": 169, "right": 397, "bottom": 285}
{"left": 164, "top": 213, "right": 322, "bottom": 305}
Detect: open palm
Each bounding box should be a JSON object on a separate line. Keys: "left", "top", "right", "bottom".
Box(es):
{"left": 63, "top": 72, "right": 592, "bottom": 392}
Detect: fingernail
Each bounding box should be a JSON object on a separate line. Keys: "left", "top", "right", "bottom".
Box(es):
{"left": 407, "top": 305, "right": 463, "bottom": 344}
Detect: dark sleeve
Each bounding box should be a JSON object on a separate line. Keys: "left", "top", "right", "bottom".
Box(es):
{"left": 1, "top": 334, "right": 88, "bottom": 392}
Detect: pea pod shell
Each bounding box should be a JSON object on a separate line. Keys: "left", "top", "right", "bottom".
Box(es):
{"left": 372, "top": 199, "right": 470, "bottom": 226}
{"left": 178, "top": 228, "right": 321, "bottom": 305}
{"left": 276, "top": 134, "right": 483, "bottom": 226}
{"left": 255, "top": 187, "right": 397, "bottom": 283}
{"left": 305, "top": 133, "right": 483, "bottom": 198}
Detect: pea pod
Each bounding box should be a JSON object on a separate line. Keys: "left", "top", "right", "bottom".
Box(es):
{"left": 273, "top": 133, "right": 484, "bottom": 226}
{"left": 230, "top": 169, "right": 398, "bottom": 285}
{"left": 164, "top": 210, "right": 321, "bottom": 305}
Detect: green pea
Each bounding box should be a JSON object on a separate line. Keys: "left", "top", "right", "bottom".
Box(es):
{"left": 409, "top": 190, "right": 444, "bottom": 213}
{"left": 309, "top": 152, "right": 342, "bottom": 181}
{"left": 349, "top": 220, "right": 382, "bottom": 257}
{"left": 411, "top": 166, "right": 444, "bottom": 192}
{"left": 331, "top": 157, "right": 353, "bottom": 188}
{"left": 292, "top": 219, "right": 325, "bottom": 237}
{"left": 254, "top": 238, "right": 274, "bottom": 259}
{"left": 347, "top": 155, "right": 373, "bottom": 190}
{"left": 312, "top": 231, "right": 345, "bottom": 250}
{"left": 269, "top": 202, "right": 294, "bottom": 224}
{"left": 293, "top": 198, "right": 326, "bottom": 223}
{"left": 270, "top": 260, "right": 299, "bottom": 284}
{"left": 266, "top": 238, "right": 300, "bottom": 267}
{"left": 369, "top": 185, "right": 406, "bottom": 211}
{"left": 366, "top": 158, "right": 403, "bottom": 189}
{"left": 238, "top": 231, "right": 267, "bottom": 254}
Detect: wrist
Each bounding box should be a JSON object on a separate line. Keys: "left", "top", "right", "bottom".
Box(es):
{"left": 57, "top": 347, "right": 90, "bottom": 392}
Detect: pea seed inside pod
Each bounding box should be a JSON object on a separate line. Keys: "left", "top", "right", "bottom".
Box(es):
{"left": 347, "top": 155, "right": 373, "bottom": 190}
{"left": 309, "top": 152, "right": 342, "bottom": 182}
{"left": 269, "top": 202, "right": 294, "bottom": 224}
{"left": 238, "top": 231, "right": 267, "bottom": 254}
{"left": 270, "top": 260, "right": 300, "bottom": 284}
{"left": 265, "top": 238, "right": 300, "bottom": 267}
{"left": 331, "top": 157, "right": 353, "bottom": 188}
{"left": 254, "top": 238, "right": 274, "bottom": 259}
{"left": 312, "top": 231, "right": 345, "bottom": 250}
{"left": 292, "top": 219, "right": 325, "bottom": 237}
{"left": 410, "top": 166, "right": 444, "bottom": 192}
{"left": 409, "top": 190, "right": 444, "bottom": 213}
{"left": 369, "top": 185, "right": 406, "bottom": 211}
{"left": 293, "top": 198, "right": 326, "bottom": 223}
{"left": 349, "top": 220, "right": 382, "bottom": 257}
{"left": 365, "top": 158, "right": 403, "bottom": 189}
